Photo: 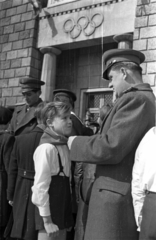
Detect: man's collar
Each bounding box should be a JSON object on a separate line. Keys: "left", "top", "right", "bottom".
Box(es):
{"left": 123, "top": 83, "right": 152, "bottom": 94}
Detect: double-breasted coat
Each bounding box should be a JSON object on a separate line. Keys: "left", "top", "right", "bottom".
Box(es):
{"left": 66, "top": 113, "right": 93, "bottom": 240}
{"left": 74, "top": 163, "right": 96, "bottom": 240}
{"left": 7, "top": 126, "right": 44, "bottom": 240}
{"left": 70, "top": 113, "right": 93, "bottom": 213}
{"left": 70, "top": 83, "right": 155, "bottom": 240}
{"left": 8, "top": 98, "right": 42, "bottom": 136}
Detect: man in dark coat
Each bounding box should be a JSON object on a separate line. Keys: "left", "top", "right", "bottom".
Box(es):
{"left": 7, "top": 102, "right": 46, "bottom": 240}
{"left": 74, "top": 104, "right": 111, "bottom": 240}
{"left": 68, "top": 49, "right": 155, "bottom": 240}
{"left": 0, "top": 107, "right": 14, "bottom": 240}
{"left": 8, "top": 77, "right": 45, "bottom": 136}
{"left": 4, "top": 78, "right": 45, "bottom": 239}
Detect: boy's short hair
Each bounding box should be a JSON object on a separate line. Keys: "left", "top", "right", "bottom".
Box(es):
{"left": 42, "top": 101, "right": 72, "bottom": 126}
{"left": 34, "top": 101, "right": 48, "bottom": 123}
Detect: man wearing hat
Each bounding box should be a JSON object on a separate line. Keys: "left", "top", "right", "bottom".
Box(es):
{"left": 68, "top": 49, "right": 155, "bottom": 240}
{"left": 8, "top": 77, "right": 45, "bottom": 136}
{"left": 53, "top": 89, "right": 93, "bottom": 240}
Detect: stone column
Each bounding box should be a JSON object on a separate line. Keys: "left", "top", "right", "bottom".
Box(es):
{"left": 113, "top": 33, "right": 133, "bottom": 49}
{"left": 40, "top": 47, "right": 61, "bottom": 101}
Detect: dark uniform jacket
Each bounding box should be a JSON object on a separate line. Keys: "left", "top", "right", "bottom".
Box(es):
{"left": 0, "top": 132, "right": 14, "bottom": 228}
{"left": 70, "top": 83, "right": 155, "bottom": 240}
{"left": 8, "top": 99, "right": 42, "bottom": 136}
{"left": 69, "top": 113, "right": 93, "bottom": 212}
{"left": 74, "top": 163, "right": 96, "bottom": 240}
{"left": 70, "top": 112, "right": 93, "bottom": 136}
{"left": 66, "top": 113, "right": 93, "bottom": 240}
{"left": 7, "top": 126, "right": 44, "bottom": 240}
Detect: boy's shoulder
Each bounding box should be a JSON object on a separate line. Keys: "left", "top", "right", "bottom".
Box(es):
{"left": 38, "top": 142, "right": 58, "bottom": 151}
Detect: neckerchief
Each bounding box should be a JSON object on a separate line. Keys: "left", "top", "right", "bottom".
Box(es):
{"left": 39, "top": 127, "right": 68, "bottom": 146}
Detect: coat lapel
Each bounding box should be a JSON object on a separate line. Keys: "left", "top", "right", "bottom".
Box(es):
{"left": 100, "top": 107, "right": 113, "bottom": 133}
{"left": 15, "top": 106, "right": 36, "bottom": 132}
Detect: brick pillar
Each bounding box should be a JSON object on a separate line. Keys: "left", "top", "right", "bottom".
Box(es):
{"left": 0, "top": 0, "right": 43, "bottom": 106}
{"left": 133, "top": 0, "right": 156, "bottom": 96}
{"left": 40, "top": 47, "right": 61, "bottom": 101}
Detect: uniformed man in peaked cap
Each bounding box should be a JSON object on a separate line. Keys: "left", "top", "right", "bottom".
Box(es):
{"left": 67, "top": 48, "right": 155, "bottom": 240}
{"left": 53, "top": 89, "right": 77, "bottom": 103}
{"left": 8, "top": 77, "right": 45, "bottom": 136}
{"left": 102, "top": 48, "right": 145, "bottom": 99}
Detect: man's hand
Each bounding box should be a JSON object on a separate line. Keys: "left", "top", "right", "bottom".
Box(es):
{"left": 43, "top": 216, "right": 59, "bottom": 238}
{"left": 67, "top": 136, "right": 77, "bottom": 150}
{"left": 137, "top": 215, "right": 142, "bottom": 232}
{"left": 8, "top": 201, "right": 13, "bottom": 206}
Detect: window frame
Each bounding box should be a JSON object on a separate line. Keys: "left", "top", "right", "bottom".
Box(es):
{"left": 79, "top": 88, "right": 113, "bottom": 122}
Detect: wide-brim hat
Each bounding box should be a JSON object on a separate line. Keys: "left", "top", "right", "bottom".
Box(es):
{"left": 19, "top": 77, "right": 45, "bottom": 93}
{"left": 103, "top": 49, "right": 145, "bottom": 80}
{"left": 53, "top": 89, "right": 77, "bottom": 102}
{"left": 0, "top": 106, "right": 13, "bottom": 124}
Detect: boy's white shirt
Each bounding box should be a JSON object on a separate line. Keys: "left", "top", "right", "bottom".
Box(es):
{"left": 132, "top": 127, "right": 156, "bottom": 231}
{"left": 32, "top": 143, "right": 71, "bottom": 217}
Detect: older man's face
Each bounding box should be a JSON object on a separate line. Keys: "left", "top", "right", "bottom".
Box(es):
{"left": 108, "top": 68, "right": 127, "bottom": 99}
{"left": 22, "top": 90, "right": 41, "bottom": 107}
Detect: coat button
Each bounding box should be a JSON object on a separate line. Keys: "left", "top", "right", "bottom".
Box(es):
{"left": 24, "top": 171, "right": 26, "bottom": 176}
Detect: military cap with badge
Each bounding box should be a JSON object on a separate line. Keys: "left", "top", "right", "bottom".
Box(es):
{"left": 19, "top": 77, "right": 45, "bottom": 93}
{"left": 53, "top": 89, "right": 77, "bottom": 103}
{"left": 102, "top": 49, "right": 145, "bottom": 80}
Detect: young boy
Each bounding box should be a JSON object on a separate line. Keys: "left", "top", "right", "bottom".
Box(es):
{"left": 32, "top": 101, "right": 73, "bottom": 240}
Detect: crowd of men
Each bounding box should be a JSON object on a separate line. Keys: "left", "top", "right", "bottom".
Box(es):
{"left": 0, "top": 47, "right": 155, "bottom": 240}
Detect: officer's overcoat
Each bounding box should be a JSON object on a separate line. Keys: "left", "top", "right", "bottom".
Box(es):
{"left": 8, "top": 99, "right": 42, "bottom": 135}
{"left": 7, "top": 127, "right": 43, "bottom": 240}
{"left": 70, "top": 83, "right": 155, "bottom": 240}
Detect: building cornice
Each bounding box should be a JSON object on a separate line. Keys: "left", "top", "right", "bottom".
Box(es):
{"left": 39, "top": 0, "right": 125, "bottom": 20}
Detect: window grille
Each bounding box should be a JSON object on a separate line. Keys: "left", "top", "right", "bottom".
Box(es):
{"left": 86, "top": 91, "right": 113, "bottom": 122}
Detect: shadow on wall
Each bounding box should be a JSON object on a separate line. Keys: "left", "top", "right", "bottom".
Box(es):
{"left": 139, "top": 0, "right": 150, "bottom": 15}
{"left": 44, "top": 10, "right": 58, "bottom": 38}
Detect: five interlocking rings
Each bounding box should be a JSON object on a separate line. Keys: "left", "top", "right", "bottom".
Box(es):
{"left": 63, "top": 13, "right": 104, "bottom": 39}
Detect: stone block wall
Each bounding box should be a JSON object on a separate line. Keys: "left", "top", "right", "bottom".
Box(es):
{"left": 133, "top": 0, "right": 156, "bottom": 94}
{"left": 1, "top": 0, "right": 156, "bottom": 106}
{"left": 0, "top": 0, "right": 43, "bottom": 106}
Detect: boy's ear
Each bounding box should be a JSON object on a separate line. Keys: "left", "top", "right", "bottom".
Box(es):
{"left": 46, "top": 118, "right": 53, "bottom": 126}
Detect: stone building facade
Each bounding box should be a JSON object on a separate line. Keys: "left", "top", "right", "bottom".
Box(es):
{"left": 0, "top": 0, "right": 155, "bottom": 121}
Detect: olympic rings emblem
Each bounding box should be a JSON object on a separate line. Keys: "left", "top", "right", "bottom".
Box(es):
{"left": 63, "top": 13, "right": 104, "bottom": 39}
